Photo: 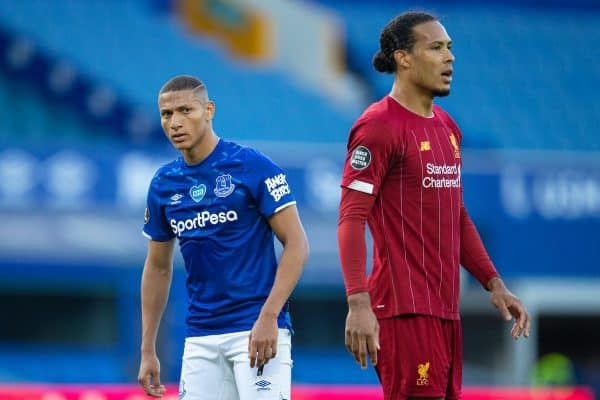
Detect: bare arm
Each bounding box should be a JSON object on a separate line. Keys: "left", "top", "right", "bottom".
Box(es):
{"left": 248, "top": 205, "right": 309, "bottom": 368}
{"left": 138, "top": 239, "right": 175, "bottom": 398}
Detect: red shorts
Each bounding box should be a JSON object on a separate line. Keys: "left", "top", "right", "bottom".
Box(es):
{"left": 375, "top": 314, "right": 463, "bottom": 400}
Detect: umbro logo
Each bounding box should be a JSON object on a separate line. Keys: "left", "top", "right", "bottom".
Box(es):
{"left": 255, "top": 379, "right": 272, "bottom": 391}
{"left": 170, "top": 193, "right": 183, "bottom": 205}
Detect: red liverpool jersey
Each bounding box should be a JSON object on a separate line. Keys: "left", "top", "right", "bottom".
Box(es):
{"left": 340, "top": 96, "right": 497, "bottom": 320}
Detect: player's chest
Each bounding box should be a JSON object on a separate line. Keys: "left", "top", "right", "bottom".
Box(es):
{"left": 398, "top": 125, "right": 462, "bottom": 177}
{"left": 162, "top": 168, "right": 252, "bottom": 219}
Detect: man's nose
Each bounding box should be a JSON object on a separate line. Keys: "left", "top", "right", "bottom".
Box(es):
{"left": 170, "top": 115, "right": 183, "bottom": 130}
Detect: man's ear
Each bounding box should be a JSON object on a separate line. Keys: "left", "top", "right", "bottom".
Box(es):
{"left": 205, "top": 101, "right": 215, "bottom": 121}
{"left": 393, "top": 50, "right": 411, "bottom": 69}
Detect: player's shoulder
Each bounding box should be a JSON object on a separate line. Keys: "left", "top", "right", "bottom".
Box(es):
{"left": 220, "top": 138, "right": 245, "bottom": 155}
{"left": 356, "top": 96, "right": 395, "bottom": 125}
{"left": 231, "top": 141, "right": 278, "bottom": 167}
{"left": 433, "top": 104, "right": 451, "bottom": 119}
{"left": 349, "top": 96, "right": 403, "bottom": 146}
{"left": 151, "top": 158, "right": 183, "bottom": 183}
{"left": 434, "top": 105, "right": 460, "bottom": 130}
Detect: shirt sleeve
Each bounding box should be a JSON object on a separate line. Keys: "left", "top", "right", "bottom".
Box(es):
{"left": 337, "top": 187, "right": 376, "bottom": 295}
{"left": 340, "top": 118, "right": 397, "bottom": 196}
{"left": 460, "top": 196, "right": 499, "bottom": 288}
{"left": 247, "top": 149, "right": 296, "bottom": 218}
{"left": 142, "top": 175, "right": 176, "bottom": 241}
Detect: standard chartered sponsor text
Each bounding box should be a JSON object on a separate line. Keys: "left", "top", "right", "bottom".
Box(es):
{"left": 171, "top": 210, "right": 238, "bottom": 235}
{"left": 423, "top": 163, "right": 461, "bottom": 188}
{"left": 426, "top": 163, "right": 459, "bottom": 175}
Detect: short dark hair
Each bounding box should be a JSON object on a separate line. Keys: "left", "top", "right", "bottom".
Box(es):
{"left": 159, "top": 75, "right": 207, "bottom": 96}
{"left": 373, "top": 11, "right": 438, "bottom": 74}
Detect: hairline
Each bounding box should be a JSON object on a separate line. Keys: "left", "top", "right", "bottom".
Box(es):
{"left": 405, "top": 20, "right": 447, "bottom": 53}
{"left": 157, "top": 86, "right": 209, "bottom": 105}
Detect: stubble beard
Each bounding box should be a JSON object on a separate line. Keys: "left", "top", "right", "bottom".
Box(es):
{"left": 432, "top": 87, "right": 451, "bottom": 97}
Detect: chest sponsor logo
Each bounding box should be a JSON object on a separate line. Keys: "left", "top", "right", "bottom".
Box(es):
{"left": 265, "top": 173, "right": 291, "bottom": 202}
{"left": 449, "top": 134, "right": 461, "bottom": 159}
{"left": 423, "top": 163, "right": 461, "bottom": 189}
{"left": 170, "top": 210, "right": 239, "bottom": 236}
{"left": 214, "top": 174, "right": 236, "bottom": 198}
{"left": 350, "top": 145, "right": 371, "bottom": 170}
{"left": 416, "top": 361, "right": 430, "bottom": 386}
{"left": 189, "top": 184, "right": 207, "bottom": 202}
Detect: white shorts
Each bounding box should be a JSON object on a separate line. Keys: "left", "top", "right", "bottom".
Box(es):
{"left": 179, "top": 328, "right": 292, "bottom": 400}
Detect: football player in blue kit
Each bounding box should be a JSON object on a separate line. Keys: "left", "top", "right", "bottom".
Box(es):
{"left": 138, "top": 75, "right": 309, "bottom": 400}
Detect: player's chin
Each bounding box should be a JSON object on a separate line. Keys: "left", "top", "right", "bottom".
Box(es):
{"left": 433, "top": 85, "right": 451, "bottom": 97}
{"left": 170, "top": 140, "right": 189, "bottom": 150}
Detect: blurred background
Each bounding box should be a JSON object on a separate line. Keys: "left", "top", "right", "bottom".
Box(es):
{"left": 0, "top": 0, "right": 598, "bottom": 399}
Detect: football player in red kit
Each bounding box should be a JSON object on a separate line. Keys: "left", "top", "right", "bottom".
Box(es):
{"left": 337, "top": 12, "right": 530, "bottom": 400}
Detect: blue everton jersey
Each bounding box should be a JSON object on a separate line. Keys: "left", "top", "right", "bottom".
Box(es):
{"left": 143, "top": 139, "right": 296, "bottom": 337}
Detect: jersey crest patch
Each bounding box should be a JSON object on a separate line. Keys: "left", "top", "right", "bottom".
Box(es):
{"left": 449, "top": 134, "right": 461, "bottom": 159}
{"left": 214, "top": 174, "right": 236, "bottom": 198}
{"left": 189, "top": 184, "right": 207, "bottom": 202}
{"left": 350, "top": 146, "right": 371, "bottom": 170}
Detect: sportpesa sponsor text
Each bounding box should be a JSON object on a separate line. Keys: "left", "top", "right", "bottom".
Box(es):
{"left": 171, "top": 210, "right": 238, "bottom": 236}
{"left": 423, "top": 163, "right": 461, "bottom": 189}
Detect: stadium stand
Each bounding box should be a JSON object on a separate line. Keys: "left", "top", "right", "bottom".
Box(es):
{"left": 0, "top": 0, "right": 358, "bottom": 144}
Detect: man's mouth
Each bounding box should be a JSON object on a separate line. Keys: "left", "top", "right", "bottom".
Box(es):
{"left": 441, "top": 70, "right": 453, "bottom": 83}
{"left": 171, "top": 133, "right": 187, "bottom": 143}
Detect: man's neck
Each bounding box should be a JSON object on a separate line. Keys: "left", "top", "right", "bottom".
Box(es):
{"left": 183, "top": 131, "right": 219, "bottom": 165}
{"left": 389, "top": 80, "right": 434, "bottom": 118}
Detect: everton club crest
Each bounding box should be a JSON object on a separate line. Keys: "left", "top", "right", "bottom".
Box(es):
{"left": 214, "top": 174, "right": 235, "bottom": 198}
